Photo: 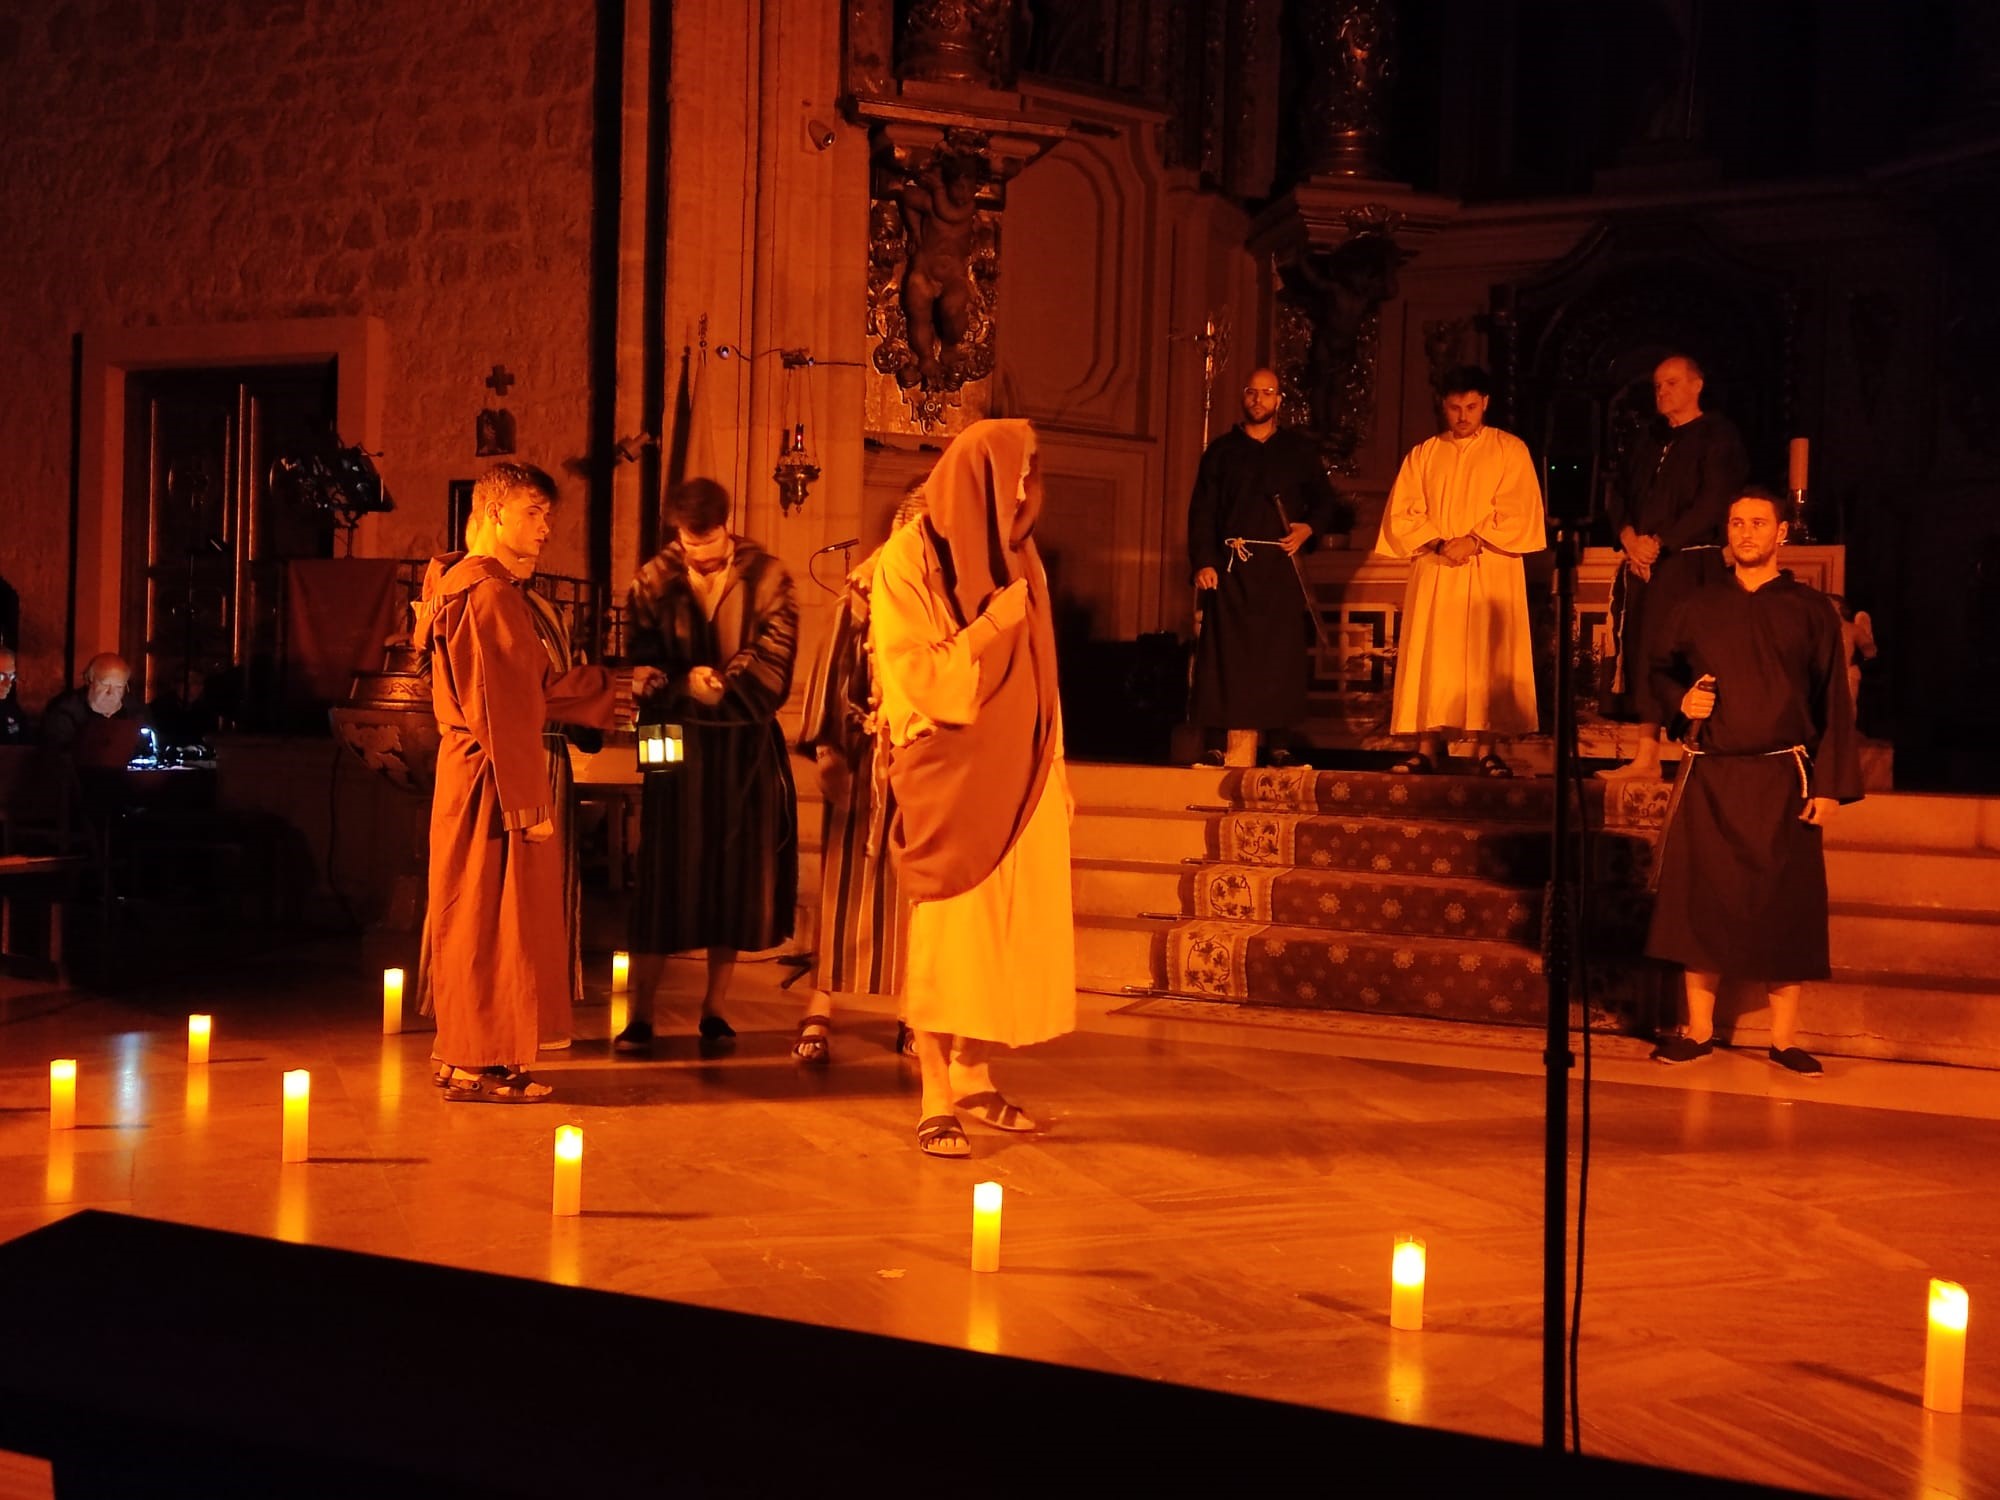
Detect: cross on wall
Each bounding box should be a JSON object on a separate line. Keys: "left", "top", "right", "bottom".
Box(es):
{"left": 485, "top": 364, "right": 515, "bottom": 398}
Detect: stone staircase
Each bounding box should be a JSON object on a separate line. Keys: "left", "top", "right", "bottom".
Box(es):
{"left": 1070, "top": 761, "right": 2000, "bottom": 1069}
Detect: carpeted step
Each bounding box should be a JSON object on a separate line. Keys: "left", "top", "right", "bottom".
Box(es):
{"left": 1158, "top": 919, "right": 1643, "bottom": 1026}
{"left": 1209, "top": 812, "right": 1655, "bottom": 888}
{"left": 1183, "top": 861, "right": 1542, "bottom": 944}
{"left": 1218, "top": 766, "right": 1669, "bottom": 831}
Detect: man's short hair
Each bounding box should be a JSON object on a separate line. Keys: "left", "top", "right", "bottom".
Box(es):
{"left": 1660, "top": 352, "right": 1705, "bottom": 381}
{"left": 1732, "top": 485, "right": 1786, "bottom": 520}
{"left": 1439, "top": 365, "right": 1492, "bottom": 398}
{"left": 665, "top": 477, "right": 732, "bottom": 534}
{"left": 473, "top": 462, "right": 558, "bottom": 518}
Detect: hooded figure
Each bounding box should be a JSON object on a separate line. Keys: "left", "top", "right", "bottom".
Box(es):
{"left": 868, "top": 419, "right": 1076, "bottom": 1158}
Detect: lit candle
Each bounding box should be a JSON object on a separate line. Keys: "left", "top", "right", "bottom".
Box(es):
{"left": 282, "top": 1069, "right": 310, "bottom": 1163}
{"left": 1390, "top": 1235, "right": 1426, "bottom": 1331}
{"left": 45, "top": 1133, "right": 74, "bottom": 1203}
{"left": 611, "top": 951, "right": 630, "bottom": 994}
{"left": 382, "top": 968, "right": 405, "bottom": 1035}
{"left": 971, "top": 1180, "right": 1003, "bottom": 1273}
{"left": 187, "top": 1014, "right": 212, "bottom": 1068}
{"left": 48, "top": 1059, "right": 76, "bottom": 1132}
{"left": 185, "top": 1067, "right": 209, "bottom": 1121}
{"left": 553, "top": 1125, "right": 583, "bottom": 1217}
{"left": 1924, "top": 1279, "right": 1969, "bottom": 1414}
{"left": 1788, "top": 437, "right": 1809, "bottom": 493}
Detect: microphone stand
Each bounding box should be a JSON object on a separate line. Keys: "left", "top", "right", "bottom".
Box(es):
{"left": 1542, "top": 512, "right": 1581, "bottom": 1453}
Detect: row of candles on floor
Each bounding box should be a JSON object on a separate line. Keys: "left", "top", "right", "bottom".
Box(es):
{"left": 39, "top": 995, "right": 1978, "bottom": 1416}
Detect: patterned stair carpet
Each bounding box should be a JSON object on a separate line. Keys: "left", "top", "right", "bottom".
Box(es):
{"left": 1153, "top": 767, "right": 1668, "bottom": 1027}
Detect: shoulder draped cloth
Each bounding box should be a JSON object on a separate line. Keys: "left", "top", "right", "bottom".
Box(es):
{"left": 888, "top": 419, "right": 1061, "bottom": 902}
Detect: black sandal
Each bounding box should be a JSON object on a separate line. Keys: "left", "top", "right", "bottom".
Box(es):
{"left": 793, "top": 1014, "right": 831, "bottom": 1066}
{"left": 1476, "top": 753, "right": 1513, "bottom": 778}
{"left": 612, "top": 1020, "right": 654, "bottom": 1054}
{"left": 442, "top": 1067, "right": 553, "bottom": 1104}
{"left": 1389, "top": 753, "right": 1433, "bottom": 775}
{"left": 954, "top": 1090, "right": 1038, "bottom": 1133}
{"left": 917, "top": 1114, "right": 970, "bottom": 1158}
{"left": 895, "top": 1021, "right": 918, "bottom": 1059}
{"left": 698, "top": 1014, "right": 737, "bottom": 1050}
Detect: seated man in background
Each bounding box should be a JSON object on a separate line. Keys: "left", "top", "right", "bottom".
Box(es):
{"left": 0, "top": 647, "right": 30, "bottom": 743}
{"left": 42, "top": 654, "right": 142, "bottom": 766}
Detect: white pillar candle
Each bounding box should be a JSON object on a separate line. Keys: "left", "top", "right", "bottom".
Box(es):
{"left": 1787, "top": 437, "right": 1810, "bottom": 492}
{"left": 1924, "top": 1279, "right": 1970, "bottom": 1414}
{"left": 281, "top": 1069, "right": 310, "bottom": 1163}
{"left": 971, "top": 1180, "right": 1003, "bottom": 1273}
{"left": 382, "top": 968, "right": 405, "bottom": 1035}
{"left": 187, "top": 1014, "right": 212, "bottom": 1069}
{"left": 48, "top": 1059, "right": 76, "bottom": 1132}
{"left": 553, "top": 1125, "right": 583, "bottom": 1217}
{"left": 1390, "top": 1235, "right": 1427, "bottom": 1331}
{"left": 611, "top": 951, "right": 630, "bottom": 994}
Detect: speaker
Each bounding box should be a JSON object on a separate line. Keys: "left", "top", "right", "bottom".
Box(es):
{"left": 1542, "top": 391, "right": 1600, "bottom": 524}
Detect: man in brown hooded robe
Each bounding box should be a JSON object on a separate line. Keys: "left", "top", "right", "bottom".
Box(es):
{"left": 869, "top": 419, "right": 1075, "bottom": 1158}
{"left": 421, "top": 464, "right": 613, "bottom": 1102}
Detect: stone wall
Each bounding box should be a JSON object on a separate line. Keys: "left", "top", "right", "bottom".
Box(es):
{"left": 0, "top": 0, "right": 600, "bottom": 707}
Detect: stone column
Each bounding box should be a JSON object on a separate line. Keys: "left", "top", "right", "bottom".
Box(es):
{"left": 1299, "top": 0, "right": 1397, "bottom": 180}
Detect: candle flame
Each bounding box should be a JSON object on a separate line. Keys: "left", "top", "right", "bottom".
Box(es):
{"left": 556, "top": 1125, "right": 584, "bottom": 1163}
{"left": 1393, "top": 1239, "right": 1427, "bottom": 1288}
{"left": 188, "top": 1015, "right": 212, "bottom": 1039}
{"left": 973, "top": 1181, "right": 1003, "bottom": 1213}
{"left": 1930, "top": 1279, "right": 1970, "bottom": 1332}
{"left": 283, "top": 1069, "right": 311, "bottom": 1101}
{"left": 51, "top": 1059, "right": 76, "bottom": 1084}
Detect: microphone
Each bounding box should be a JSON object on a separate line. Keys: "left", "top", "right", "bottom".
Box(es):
{"left": 1541, "top": 390, "right": 1599, "bottom": 525}
{"left": 811, "top": 537, "right": 860, "bottom": 557}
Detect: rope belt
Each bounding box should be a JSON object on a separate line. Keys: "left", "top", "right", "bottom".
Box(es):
{"left": 1684, "top": 742, "right": 1812, "bottom": 800}
{"left": 1222, "top": 536, "right": 1288, "bottom": 570}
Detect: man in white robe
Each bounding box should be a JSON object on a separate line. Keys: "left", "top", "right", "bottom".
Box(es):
{"left": 1374, "top": 366, "right": 1547, "bottom": 774}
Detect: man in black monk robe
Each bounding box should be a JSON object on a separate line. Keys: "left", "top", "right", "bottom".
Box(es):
{"left": 1187, "top": 368, "right": 1342, "bottom": 767}
{"left": 1600, "top": 354, "right": 1750, "bottom": 780}
{"left": 1645, "top": 488, "right": 1863, "bottom": 1077}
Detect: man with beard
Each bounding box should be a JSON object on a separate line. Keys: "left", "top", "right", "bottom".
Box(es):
{"left": 619, "top": 478, "right": 799, "bottom": 1052}
{"left": 1373, "top": 366, "right": 1546, "bottom": 775}
{"left": 1644, "top": 488, "right": 1863, "bottom": 1077}
{"left": 1186, "top": 368, "right": 1343, "bottom": 767}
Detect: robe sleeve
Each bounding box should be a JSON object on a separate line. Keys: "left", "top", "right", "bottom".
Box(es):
{"left": 1186, "top": 446, "right": 1225, "bottom": 579}
{"left": 1660, "top": 418, "right": 1747, "bottom": 551}
{"left": 720, "top": 559, "right": 798, "bottom": 722}
{"left": 543, "top": 663, "right": 615, "bottom": 733}
{"left": 871, "top": 534, "right": 989, "bottom": 727}
{"left": 1374, "top": 449, "right": 1443, "bottom": 558}
{"left": 1805, "top": 596, "right": 1865, "bottom": 803}
{"left": 459, "top": 581, "right": 554, "bottom": 832}
{"left": 1648, "top": 594, "right": 1700, "bottom": 739}
{"left": 625, "top": 567, "right": 695, "bottom": 717}
{"left": 1471, "top": 438, "right": 1549, "bottom": 556}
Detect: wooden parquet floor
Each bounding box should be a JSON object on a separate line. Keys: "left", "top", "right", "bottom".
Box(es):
{"left": 0, "top": 948, "right": 1994, "bottom": 1497}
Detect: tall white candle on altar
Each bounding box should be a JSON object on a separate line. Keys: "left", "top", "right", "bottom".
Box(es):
{"left": 49, "top": 1059, "right": 76, "bottom": 1132}
{"left": 382, "top": 968, "right": 405, "bottom": 1035}
{"left": 281, "top": 1070, "right": 310, "bottom": 1163}
{"left": 611, "top": 951, "right": 630, "bottom": 994}
{"left": 971, "top": 1181, "right": 1003, "bottom": 1273}
{"left": 1390, "top": 1235, "right": 1427, "bottom": 1331}
{"left": 187, "top": 1014, "right": 212, "bottom": 1069}
{"left": 1788, "top": 437, "right": 1809, "bottom": 492}
{"left": 553, "top": 1126, "right": 583, "bottom": 1217}
{"left": 1924, "top": 1279, "right": 1969, "bottom": 1414}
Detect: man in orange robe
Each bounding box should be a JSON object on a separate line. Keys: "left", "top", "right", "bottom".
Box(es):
{"left": 423, "top": 464, "right": 613, "bottom": 1102}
